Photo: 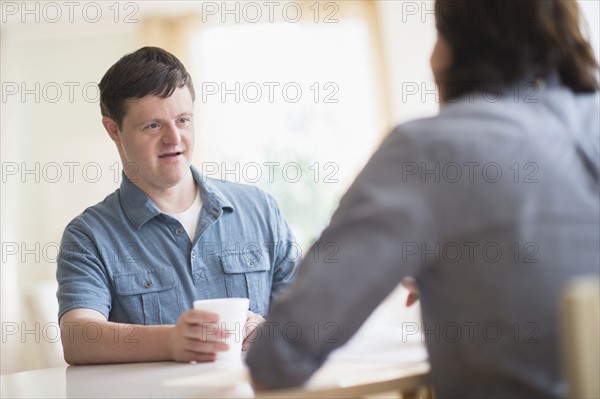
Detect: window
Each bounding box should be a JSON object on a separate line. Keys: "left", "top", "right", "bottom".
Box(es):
{"left": 190, "top": 3, "right": 388, "bottom": 247}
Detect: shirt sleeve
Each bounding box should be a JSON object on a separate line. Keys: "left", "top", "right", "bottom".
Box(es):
{"left": 265, "top": 194, "right": 301, "bottom": 302}
{"left": 246, "top": 127, "right": 438, "bottom": 388}
{"left": 56, "top": 220, "right": 112, "bottom": 321}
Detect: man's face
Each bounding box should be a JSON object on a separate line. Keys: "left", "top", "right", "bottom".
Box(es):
{"left": 109, "top": 86, "right": 195, "bottom": 193}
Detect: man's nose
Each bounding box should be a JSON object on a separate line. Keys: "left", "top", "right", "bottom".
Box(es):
{"left": 162, "top": 122, "right": 181, "bottom": 145}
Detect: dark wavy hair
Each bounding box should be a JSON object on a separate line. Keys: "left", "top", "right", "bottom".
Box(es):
{"left": 435, "top": 0, "right": 599, "bottom": 101}
{"left": 99, "top": 46, "right": 195, "bottom": 128}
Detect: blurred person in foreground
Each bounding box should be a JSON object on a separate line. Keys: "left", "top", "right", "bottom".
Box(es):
{"left": 56, "top": 47, "right": 298, "bottom": 364}
{"left": 247, "top": 1, "right": 600, "bottom": 397}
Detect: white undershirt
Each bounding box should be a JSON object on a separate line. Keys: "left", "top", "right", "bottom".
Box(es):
{"left": 168, "top": 189, "right": 203, "bottom": 243}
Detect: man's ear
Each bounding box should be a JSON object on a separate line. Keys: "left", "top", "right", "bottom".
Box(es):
{"left": 102, "top": 116, "right": 121, "bottom": 144}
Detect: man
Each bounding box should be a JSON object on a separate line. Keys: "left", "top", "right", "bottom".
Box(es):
{"left": 246, "top": 1, "right": 600, "bottom": 397}
{"left": 56, "top": 47, "right": 298, "bottom": 364}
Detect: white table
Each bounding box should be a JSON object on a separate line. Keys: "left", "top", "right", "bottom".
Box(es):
{"left": 1, "top": 326, "right": 429, "bottom": 398}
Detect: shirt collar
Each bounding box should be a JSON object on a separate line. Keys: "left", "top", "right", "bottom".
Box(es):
{"left": 119, "top": 165, "right": 234, "bottom": 230}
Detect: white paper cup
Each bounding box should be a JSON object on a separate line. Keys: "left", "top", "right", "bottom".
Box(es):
{"left": 193, "top": 298, "right": 250, "bottom": 360}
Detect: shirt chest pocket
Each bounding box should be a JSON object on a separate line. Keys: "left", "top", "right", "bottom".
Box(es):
{"left": 113, "top": 268, "right": 182, "bottom": 325}
{"left": 220, "top": 249, "right": 271, "bottom": 316}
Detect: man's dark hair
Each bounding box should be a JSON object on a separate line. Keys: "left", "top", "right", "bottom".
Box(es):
{"left": 99, "top": 46, "right": 195, "bottom": 128}
{"left": 435, "top": 0, "right": 599, "bottom": 101}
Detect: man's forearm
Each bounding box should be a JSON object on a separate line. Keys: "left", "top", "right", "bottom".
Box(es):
{"left": 61, "top": 318, "right": 172, "bottom": 365}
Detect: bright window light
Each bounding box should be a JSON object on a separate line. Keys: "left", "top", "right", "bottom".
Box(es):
{"left": 191, "top": 19, "right": 382, "bottom": 246}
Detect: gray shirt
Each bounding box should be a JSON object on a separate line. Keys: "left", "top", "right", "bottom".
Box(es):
{"left": 246, "top": 80, "right": 600, "bottom": 398}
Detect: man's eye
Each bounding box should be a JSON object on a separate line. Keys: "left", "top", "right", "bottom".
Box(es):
{"left": 146, "top": 123, "right": 159, "bottom": 129}
{"left": 178, "top": 117, "right": 190, "bottom": 124}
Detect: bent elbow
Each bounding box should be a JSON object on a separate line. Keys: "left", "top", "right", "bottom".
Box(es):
{"left": 62, "top": 344, "right": 77, "bottom": 365}
{"left": 61, "top": 342, "right": 88, "bottom": 365}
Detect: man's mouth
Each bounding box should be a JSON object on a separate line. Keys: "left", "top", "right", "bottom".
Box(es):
{"left": 159, "top": 151, "right": 183, "bottom": 158}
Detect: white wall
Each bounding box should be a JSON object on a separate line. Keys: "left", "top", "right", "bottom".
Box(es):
{"left": 376, "top": 0, "right": 438, "bottom": 125}
{"left": 1, "top": 16, "right": 139, "bottom": 373}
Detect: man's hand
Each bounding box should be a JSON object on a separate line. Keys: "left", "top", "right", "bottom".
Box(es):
{"left": 242, "top": 310, "right": 266, "bottom": 351}
{"left": 402, "top": 277, "right": 420, "bottom": 307}
{"left": 167, "top": 309, "right": 230, "bottom": 362}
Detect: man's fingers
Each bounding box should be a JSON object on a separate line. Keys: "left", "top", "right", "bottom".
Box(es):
{"left": 184, "top": 338, "right": 229, "bottom": 354}
{"left": 183, "top": 309, "right": 219, "bottom": 324}
{"left": 406, "top": 292, "right": 419, "bottom": 307}
{"left": 242, "top": 330, "right": 258, "bottom": 351}
{"left": 180, "top": 310, "right": 229, "bottom": 341}
{"left": 171, "top": 338, "right": 221, "bottom": 363}
{"left": 180, "top": 351, "right": 216, "bottom": 363}
{"left": 402, "top": 277, "right": 420, "bottom": 307}
{"left": 242, "top": 312, "right": 265, "bottom": 350}
{"left": 182, "top": 322, "right": 227, "bottom": 340}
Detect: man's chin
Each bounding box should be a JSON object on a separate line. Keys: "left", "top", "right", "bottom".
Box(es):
{"left": 159, "top": 166, "right": 192, "bottom": 187}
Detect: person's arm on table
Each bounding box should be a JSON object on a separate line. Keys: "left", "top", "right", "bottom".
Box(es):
{"left": 57, "top": 223, "right": 236, "bottom": 365}
{"left": 60, "top": 308, "right": 229, "bottom": 365}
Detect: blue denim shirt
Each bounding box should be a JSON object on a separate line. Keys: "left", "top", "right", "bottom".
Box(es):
{"left": 56, "top": 166, "right": 299, "bottom": 325}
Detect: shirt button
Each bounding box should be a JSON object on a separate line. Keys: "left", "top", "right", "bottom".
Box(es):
{"left": 248, "top": 261, "right": 255, "bottom": 268}
{"left": 191, "top": 251, "right": 196, "bottom": 259}
{"left": 144, "top": 280, "right": 153, "bottom": 288}
{"left": 175, "top": 228, "right": 183, "bottom": 236}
